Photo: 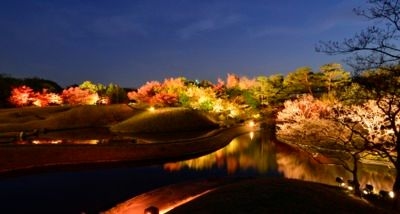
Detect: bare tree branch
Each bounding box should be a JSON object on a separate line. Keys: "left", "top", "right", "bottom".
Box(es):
{"left": 316, "top": 0, "right": 400, "bottom": 72}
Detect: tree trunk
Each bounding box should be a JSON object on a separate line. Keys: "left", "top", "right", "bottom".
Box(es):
{"left": 393, "top": 166, "right": 400, "bottom": 192}
{"left": 352, "top": 155, "right": 361, "bottom": 196}
{"left": 391, "top": 143, "right": 400, "bottom": 210}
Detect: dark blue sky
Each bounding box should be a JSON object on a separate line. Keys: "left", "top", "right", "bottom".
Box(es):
{"left": 0, "top": 0, "right": 367, "bottom": 87}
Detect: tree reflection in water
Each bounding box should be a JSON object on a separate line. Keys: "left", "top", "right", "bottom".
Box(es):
{"left": 164, "top": 131, "right": 396, "bottom": 191}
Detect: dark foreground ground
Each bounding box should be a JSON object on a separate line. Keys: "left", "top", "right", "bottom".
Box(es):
{"left": 106, "top": 177, "right": 394, "bottom": 214}
{"left": 169, "top": 178, "right": 393, "bottom": 214}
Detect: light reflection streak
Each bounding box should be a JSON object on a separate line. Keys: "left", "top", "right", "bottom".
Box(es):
{"left": 249, "top": 131, "right": 254, "bottom": 140}
{"left": 32, "top": 140, "right": 62, "bottom": 144}
{"left": 159, "top": 189, "right": 214, "bottom": 214}
{"left": 23, "top": 139, "right": 102, "bottom": 145}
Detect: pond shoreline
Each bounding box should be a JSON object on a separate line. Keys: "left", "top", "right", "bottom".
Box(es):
{"left": 0, "top": 125, "right": 258, "bottom": 176}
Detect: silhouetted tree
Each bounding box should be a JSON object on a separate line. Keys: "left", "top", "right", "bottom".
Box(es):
{"left": 317, "top": 1, "right": 400, "bottom": 204}
{"left": 316, "top": 0, "right": 400, "bottom": 72}
{"left": 0, "top": 74, "right": 21, "bottom": 107}
{"left": 23, "top": 77, "right": 62, "bottom": 93}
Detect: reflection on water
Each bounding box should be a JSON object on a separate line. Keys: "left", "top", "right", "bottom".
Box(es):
{"left": 16, "top": 139, "right": 107, "bottom": 145}
{"left": 8, "top": 128, "right": 116, "bottom": 145}
{"left": 165, "top": 131, "right": 396, "bottom": 192}
{"left": 10, "top": 128, "right": 216, "bottom": 145}
{"left": 165, "top": 131, "right": 278, "bottom": 175}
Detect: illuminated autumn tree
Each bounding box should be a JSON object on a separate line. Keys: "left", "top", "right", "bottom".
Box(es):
{"left": 31, "top": 91, "right": 49, "bottom": 107}
{"left": 213, "top": 78, "right": 226, "bottom": 97}
{"left": 9, "top": 85, "right": 35, "bottom": 107}
{"left": 223, "top": 74, "right": 259, "bottom": 109}
{"left": 349, "top": 68, "right": 400, "bottom": 201}
{"left": 128, "top": 81, "right": 162, "bottom": 105}
{"left": 9, "top": 85, "right": 63, "bottom": 107}
{"left": 276, "top": 95, "right": 376, "bottom": 195}
{"left": 61, "top": 87, "right": 99, "bottom": 105}
{"left": 226, "top": 73, "right": 240, "bottom": 89}
{"left": 45, "top": 91, "right": 63, "bottom": 106}
{"left": 31, "top": 89, "right": 62, "bottom": 107}
{"left": 128, "top": 78, "right": 185, "bottom": 107}
{"left": 317, "top": 0, "right": 400, "bottom": 200}
{"left": 179, "top": 84, "right": 217, "bottom": 111}
{"left": 156, "top": 77, "right": 185, "bottom": 106}
{"left": 323, "top": 98, "right": 400, "bottom": 195}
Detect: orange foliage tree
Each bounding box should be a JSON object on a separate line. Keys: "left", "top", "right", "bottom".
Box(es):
{"left": 61, "top": 87, "right": 99, "bottom": 105}
{"left": 9, "top": 85, "right": 35, "bottom": 107}
{"left": 128, "top": 78, "right": 185, "bottom": 107}
{"left": 9, "top": 86, "right": 63, "bottom": 107}
{"left": 32, "top": 89, "right": 63, "bottom": 107}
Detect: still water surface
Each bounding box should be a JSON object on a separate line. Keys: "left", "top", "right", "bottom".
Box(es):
{"left": 0, "top": 131, "right": 395, "bottom": 213}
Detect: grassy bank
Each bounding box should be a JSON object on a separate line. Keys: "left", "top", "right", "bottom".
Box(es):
{"left": 110, "top": 107, "right": 219, "bottom": 133}
{"left": 0, "top": 104, "right": 140, "bottom": 132}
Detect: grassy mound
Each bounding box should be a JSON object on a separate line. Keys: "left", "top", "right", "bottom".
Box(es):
{"left": 168, "top": 178, "right": 388, "bottom": 214}
{"left": 110, "top": 107, "right": 219, "bottom": 133}
{"left": 0, "top": 104, "right": 139, "bottom": 132}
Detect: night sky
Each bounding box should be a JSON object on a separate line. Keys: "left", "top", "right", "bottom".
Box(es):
{"left": 0, "top": 0, "right": 368, "bottom": 87}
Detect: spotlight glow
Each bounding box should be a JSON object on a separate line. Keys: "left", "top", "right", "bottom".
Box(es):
{"left": 248, "top": 120, "right": 255, "bottom": 127}
{"left": 148, "top": 106, "right": 156, "bottom": 112}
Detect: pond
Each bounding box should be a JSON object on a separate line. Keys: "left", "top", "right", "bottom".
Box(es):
{"left": 0, "top": 130, "right": 396, "bottom": 213}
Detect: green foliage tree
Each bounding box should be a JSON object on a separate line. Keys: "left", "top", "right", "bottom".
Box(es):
{"left": 79, "top": 81, "right": 106, "bottom": 94}
{"left": 283, "top": 67, "right": 319, "bottom": 96}
{"left": 252, "top": 74, "right": 285, "bottom": 106}
{"left": 319, "top": 63, "right": 351, "bottom": 94}
{"left": 338, "top": 82, "right": 371, "bottom": 105}
{"left": 106, "top": 83, "right": 128, "bottom": 104}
